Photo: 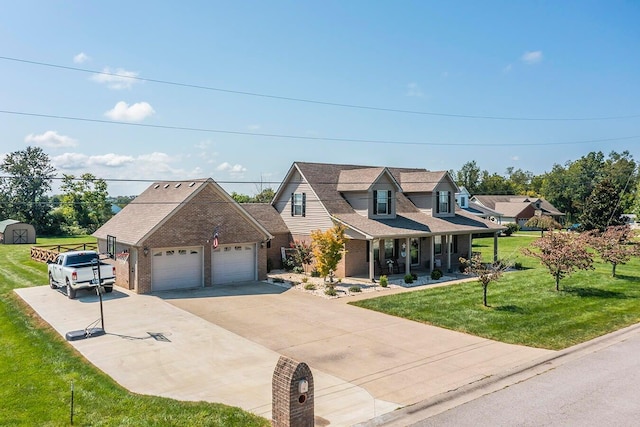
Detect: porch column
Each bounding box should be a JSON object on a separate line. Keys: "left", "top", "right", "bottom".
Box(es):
{"left": 405, "top": 237, "right": 410, "bottom": 275}
{"left": 369, "top": 239, "right": 375, "bottom": 281}
{"left": 429, "top": 237, "right": 434, "bottom": 271}
{"left": 446, "top": 234, "right": 452, "bottom": 273}
{"left": 468, "top": 233, "right": 473, "bottom": 259}
{"left": 494, "top": 232, "right": 499, "bottom": 262}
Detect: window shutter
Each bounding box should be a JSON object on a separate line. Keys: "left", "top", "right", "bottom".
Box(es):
{"left": 291, "top": 193, "right": 294, "bottom": 216}
{"left": 436, "top": 191, "right": 440, "bottom": 214}
{"left": 387, "top": 191, "right": 392, "bottom": 214}
{"left": 302, "top": 193, "right": 306, "bottom": 217}
{"left": 366, "top": 241, "right": 370, "bottom": 262}
{"left": 448, "top": 192, "right": 452, "bottom": 213}
{"left": 373, "top": 190, "right": 378, "bottom": 215}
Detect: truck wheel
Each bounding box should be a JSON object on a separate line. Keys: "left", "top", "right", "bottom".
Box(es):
{"left": 49, "top": 274, "right": 57, "bottom": 289}
{"left": 66, "top": 279, "right": 76, "bottom": 299}
{"left": 104, "top": 286, "right": 113, "bottom": 293}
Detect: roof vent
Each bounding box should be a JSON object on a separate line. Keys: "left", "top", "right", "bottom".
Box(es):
{"left": 154, "top": 184, "right": 160, "bottom": 189}
{"left": 189, "top": 182, "right": 195, "bottom": 187}
{"left": 175, "top": 183, "right": 181, "bottom": 188}
{"left": 164, "top": 184, "right": 170, "bottom": 189}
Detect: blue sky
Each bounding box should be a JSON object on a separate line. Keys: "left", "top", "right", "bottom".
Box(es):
{"left": 1, "top": 1, "right": 639, "bottom": 196}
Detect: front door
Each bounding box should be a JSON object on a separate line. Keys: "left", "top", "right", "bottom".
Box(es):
{"left": 410, "top": 238, "right": 420, "bottom": 265}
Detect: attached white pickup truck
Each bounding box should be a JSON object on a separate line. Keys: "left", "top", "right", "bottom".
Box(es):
{"left": 48, "top": 251, "right": 116, "bottom": 299}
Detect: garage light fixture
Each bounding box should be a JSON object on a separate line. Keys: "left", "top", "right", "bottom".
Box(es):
{"left": 143, "top": 247, "right": 149, "bottom": 256}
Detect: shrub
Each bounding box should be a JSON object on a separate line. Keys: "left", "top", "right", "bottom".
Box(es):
{"left": 404, "top": 274, "right": 414, "bottom": 284}
{"left": 411, "top": 273, "right": 418, "bottom": 280}
{"left": 459, "top": 261, "right": 469, "bottom": 273}
{"left": 379, "top": 275, "right": 388, "bottom": 287}
{"left": 504, "top": 223, "right": 519, "bottom": 236}
{"left": 272, "top": 277, "right": 285, "bottom": 283}
{"left": 514, "top": 262, "right": 523, "bottom": 270}
{"left": 349, "top": 286, "right": 362, "bottom": 293}
{"left": 301, "top": 277, "right": 308, "bottom": 283}
{"left": 310, "top": 269, "right": 321, "bottom": 278}
{"left": 293, "top": 266, "right": 304, "bottom": 274}
{"left": 304, "top": 283, "right": 316, "bottom": 290}
{"left": 431, "top": 269, "right": 443, "bottom": 280}
{"left": 282, "top": 257, "right": 296, "bottom": 271}
{"left": 324, "top": 286, "right": 337, "bottom": 296}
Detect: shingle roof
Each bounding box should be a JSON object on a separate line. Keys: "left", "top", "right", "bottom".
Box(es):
{"left": 463, "top": 201, "right": 502, "bottom": 217}
{"left": 241, "top": 203, "right": 290, "bottom": 234}
{"left": 336, "top": 167, "right": 385, "bottom": 191}
{"left": 293, "top": 162, "right": 504, "bottom": 238}
{"left": 473, "top": 195, "right": 565, "bottom": 217}
{"left": 93, "top": 179, "right": 209, "bottom": 245}
{"left": 397, "top": 171, "right": 447, "bottom": 193}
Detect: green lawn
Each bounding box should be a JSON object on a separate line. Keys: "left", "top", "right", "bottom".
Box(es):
{"left": 0, "top": 237, "right": 269, "bottom": 426}
{"left": 352, "top": 235, "right": 640, "bottom": 350}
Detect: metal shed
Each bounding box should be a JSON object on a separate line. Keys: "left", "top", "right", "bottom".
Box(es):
{"left": 0, "top": 219, "right": 36, "bottom": 244}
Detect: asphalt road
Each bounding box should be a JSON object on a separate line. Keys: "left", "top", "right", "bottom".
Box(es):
{"left": 414, "top": 328, "right": 640, "bottom": 427}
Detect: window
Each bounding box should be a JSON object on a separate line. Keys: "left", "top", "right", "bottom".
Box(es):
{"left": 291, "top": 192, "right": 306, "bottom": 216}
{"left": 373, "top": 190, "right": 392, "bottom": 215}
{"left": 460, "top": 196, "right": 466, "bottom": 206}
{"left": 384, "top": 239, "right": 395, "bottom": 259}
{"left": 434, "top": 236, "right": 442, "bottom": 255}
{"left": 437, "top": 191, "right": 450, "bottom": 214}
{"left": 451, "top": 235, "right": 458, "bottom": 254}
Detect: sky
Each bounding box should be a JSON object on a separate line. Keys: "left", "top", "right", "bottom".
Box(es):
{"left": 1, "top": 1, "right": 639, "bottom": 196}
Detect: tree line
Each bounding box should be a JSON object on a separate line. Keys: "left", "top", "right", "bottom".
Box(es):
{"left": 452, "top": 150, "right": 638, "bottom": 224}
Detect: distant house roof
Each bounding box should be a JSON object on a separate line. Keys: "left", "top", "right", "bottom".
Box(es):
{"left": 462, "top": 201, "right": 502, "bottom": 218}
{"left": 472, "top": 195, "right": 565, "bottom": 217}
{"left": 241, "top": 203, "right": 290, "bottom": 235}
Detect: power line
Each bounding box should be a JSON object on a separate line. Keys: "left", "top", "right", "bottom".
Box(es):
{"left": 1, "top": 109, "right": 639, "bottom": 147}
{"left": 1, "top": 55, "right": 639, "bottom": 122}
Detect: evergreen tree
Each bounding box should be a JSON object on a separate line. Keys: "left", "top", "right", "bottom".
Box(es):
{"left": 579, "top": 178, "right": 625, "bottom": 231}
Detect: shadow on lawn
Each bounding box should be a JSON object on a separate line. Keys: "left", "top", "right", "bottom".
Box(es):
{"left": 564, "top": 287, "right": 629, "bottom": 299}
{"left": 613, "top": 274, "right": 640, "bottom": 283}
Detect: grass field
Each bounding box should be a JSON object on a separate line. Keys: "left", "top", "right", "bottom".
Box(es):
{"left": 0, "top": 237, "right": 269, "bottom": 426}
{"left": 352, "top": 234, "right": 640, "bottom": 350}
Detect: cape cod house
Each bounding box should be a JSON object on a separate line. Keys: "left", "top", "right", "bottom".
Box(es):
{"left": 271, "top": 162, "right": 505, "bottom": 280}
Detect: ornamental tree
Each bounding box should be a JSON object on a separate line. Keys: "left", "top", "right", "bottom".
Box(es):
{"left": 588, "top": 225, "right": 640, "bottom": 277}
{"left": 522, "top": 231, "right": 594, "bottom": 291}
{"left": 310, "top": 224, "right": 347, "bottom": 281}
{"left": 459, "top": 254, "right": 509, "bottom": 307}
{"left": 290, "top": 240, "right": 314, "bottom": 274}
{"left": 524, "top": 215, "right": 562, "bottom": 236}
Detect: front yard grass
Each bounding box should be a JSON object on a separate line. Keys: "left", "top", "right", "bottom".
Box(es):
{"left": 352, "top": 235, "right": 640, "bottom": 350}
{"left": 0, "top": 237, "right": 269, "bottom": 426}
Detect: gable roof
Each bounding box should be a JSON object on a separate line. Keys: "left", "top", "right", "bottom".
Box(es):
{"left": 473, "top": 195, "right": 565, "bottom": 217}
{"left": 336, "top": 167, "right": 402, "bottom": 192}
{"left": 241, "top": 203, "right": 290, "bottom": 235}
{"left": 0, "top": 219, "right": 21, "bottom": 233}
{"left": 277, "top": 162, "right": 504, "bottom": 238}
{"left": 94, "top": 179, "right": 272, "bottom": 246}
{"left": 397, "top": 171, "right": 449, "bottom": 193}
{"left": 463, "top": 201, "right": 502, "bottom": 217}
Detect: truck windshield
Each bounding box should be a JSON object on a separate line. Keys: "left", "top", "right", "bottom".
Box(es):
{"left": 65, "top": 253, "right": 99, "bottom": 265}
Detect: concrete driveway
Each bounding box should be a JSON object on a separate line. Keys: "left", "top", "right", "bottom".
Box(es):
{"left": 17, "top": 282, "right": 552, "bottom": 426}
{"left": 161, "top": 282, "right": 553, "bottom": 408}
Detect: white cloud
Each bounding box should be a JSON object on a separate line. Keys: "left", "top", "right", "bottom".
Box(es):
{"left": 521, "top": 50, "right": 543, "bottom": 64}
{"left": 91, "top": 67, "right": 139, "bottom": 90}
{"left": 25, "top": 130, "right": 77, "bottom": 148}
{"left": 52, "top": 152, "right": 89, "bottom": 169}
{"left": 511, "top": 156, "right": 520, "bottom": 161}
{"left": 216, "top": 162, "right": 247, "bottom": 175}
{"left": 406, "top": 82, "right": 423, "bottom": 97}
{"left": 73, "top": 52, "right": 90, "bottom": 64}
{"left": 88, "top": 153, "right": 135, "bottom": 167}
{"left": 105, "top": 101, "right": 155, "bottom": 122}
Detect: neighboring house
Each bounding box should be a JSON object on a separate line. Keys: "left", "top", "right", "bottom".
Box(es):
{"left": 456, "top": 187, "right": 503, "bottom": 222}
{"left": 241, "top": 203, "right": 291, "bottom": 269}
{"left": 272, "top": 162, "right": 505, "bottom": 280}
{"left": 0, "top": 219, "right": 36, "bottom": 244}
{"left": 93, "top": 179, "right": 272, "bottom": 294}
{"left": 471, "top": 195, "right": 565, "bottom": 228}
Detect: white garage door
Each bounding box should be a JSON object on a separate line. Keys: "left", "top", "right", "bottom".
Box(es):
{"left": 152, "top": 247, "right": 203, "bottom": 291}
{"left": 212, "top": 244, "right": 255, "bottom": 284}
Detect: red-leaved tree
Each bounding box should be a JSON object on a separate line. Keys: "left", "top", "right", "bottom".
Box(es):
{"left": 588, "top": 225, "right": 640, "bottom": 277}
{"left": 459, "top": 254, "right": 510, "bottom": 307}
{"left": 522, "top": 231, "right": 594, "bottom": 291}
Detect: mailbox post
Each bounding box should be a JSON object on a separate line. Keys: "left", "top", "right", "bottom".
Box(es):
{"left": 272, "top": 356, "right": 314, "bottom": 427}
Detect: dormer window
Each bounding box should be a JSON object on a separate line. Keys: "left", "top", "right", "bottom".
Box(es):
{"left": 291, "top": 192, "right": 306, "bottom": 217}
{"left": 373, "top": 190, "right": 391, "bottom": 215}
{"left": 437, "top": 191, "right": 451, "bottom": 214}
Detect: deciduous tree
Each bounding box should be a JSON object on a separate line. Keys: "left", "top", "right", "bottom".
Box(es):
{"left": 459, "top": 254, "right": 509, "bottom": 307}
{"left": 579, "top": 178, "right": 625, "bottom": 232}
{"left": 524, "top": 215, "right": 562, "bottom": 236}
{"left": 0, "top": 146, "right": 55, "bottom": 229}
{"left": 588, "top": 225, "right": 640, "bottom": 277}
{"left": 310, "top": 224, "right": 347, "bottom": 281}
{"left": 60, "top": 173, "right": 112, "bottom": 234}
{"left": 290, "top": 240, "right": 314, "bottom": 274}
{"left": 523, "top": 232, "right": 594, "bottom": 291}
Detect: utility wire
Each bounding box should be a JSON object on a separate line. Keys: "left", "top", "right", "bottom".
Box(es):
{"left": 1, "top": 55, "right": 639, "bottom": 122}
{"left": 1, "top": 109, "right": 639, "bottom": 147}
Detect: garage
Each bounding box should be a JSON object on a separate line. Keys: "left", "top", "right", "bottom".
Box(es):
{"left": 212, "top": 244, "right": 256, "bottom": 284}
{"left": 152, "top": 246, "right": 203, "bottom": 291}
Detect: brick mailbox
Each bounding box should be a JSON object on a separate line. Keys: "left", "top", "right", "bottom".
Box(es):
{"left": 272, "top": 356, "right": 314, "bottom": 427}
